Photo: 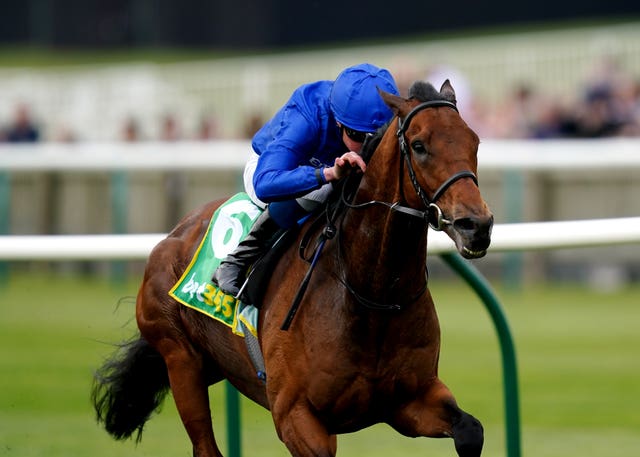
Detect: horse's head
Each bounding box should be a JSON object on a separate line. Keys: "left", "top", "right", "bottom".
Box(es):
{"left": 378, "top": 80, "right": 493, "bottom": 259}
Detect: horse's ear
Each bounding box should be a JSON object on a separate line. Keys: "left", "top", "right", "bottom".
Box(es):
{"left": 439, "top": 79, "right": 457, "bottom": 104}
{"left": 377, "top": 87, "right": 408, "bottom": 116}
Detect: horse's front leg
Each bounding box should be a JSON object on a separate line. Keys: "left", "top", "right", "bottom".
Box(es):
{"left": 389, "top": 379, "right": 483, "bottom": 457}
{"left": 271, "top": 394, "right": 338, "bottom": 457}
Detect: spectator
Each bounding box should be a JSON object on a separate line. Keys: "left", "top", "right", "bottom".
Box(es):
{"left": 560, "top": 86, "right": 623, "bottom": 137}
{"left": 619, "top": 78, "right": 640, "bottom": 136}
{"left": 6, "top": 103, "right": 40, "bottom": 142}
{"left": 557, "top": 56, "right": 638, "bottom": 138}
{"left": 159, "top": 114, "right": 181, "bottom": 141}
{"left": 196, "top": 114, "right": 219, "bottom": 140}
{"left": 121, "top": 117, "right": 142, "bottom": 142}
{"left": 241, "top": 111, "right": 264, "bottom": 139}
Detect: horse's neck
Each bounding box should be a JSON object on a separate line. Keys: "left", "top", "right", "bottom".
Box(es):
{"left": 339, "top": 145, "right": 428, "bottom": 303}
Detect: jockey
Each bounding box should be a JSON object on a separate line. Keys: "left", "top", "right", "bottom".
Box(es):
{"left": 213, "top": 63, "right": 400, "bottom": 298}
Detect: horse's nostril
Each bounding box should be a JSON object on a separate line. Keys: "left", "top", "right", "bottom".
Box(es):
{"left": 453, "top": 218, "right": 477, "bottom": 232}
{"left": 454, "top": 216, "right": 494, "bottom": 236}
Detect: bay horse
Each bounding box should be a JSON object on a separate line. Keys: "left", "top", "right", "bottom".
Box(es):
{"left": 92, "top": 79, "right": 493, "bottom": 457}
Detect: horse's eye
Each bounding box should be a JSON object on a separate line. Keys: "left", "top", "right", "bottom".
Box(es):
{"left": 411, "top": 141, "right": 428, "bottom": 155}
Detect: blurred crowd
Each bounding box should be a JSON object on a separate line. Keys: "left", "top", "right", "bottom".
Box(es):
{"left": 2, "top": 57, "right": 640, "bottom": 144}
{"left": 0, "top": 105, "right": 265, "bottom": 144}
{"left": 471, "top": 57, "right": 640, "bottom": 138}
{"left": 416, "top": 56, "right": 640, "bottom": 139}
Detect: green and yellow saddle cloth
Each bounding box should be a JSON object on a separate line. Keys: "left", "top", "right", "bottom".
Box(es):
{"left": 169, "top": 193, "right": 262, "bottom": 337}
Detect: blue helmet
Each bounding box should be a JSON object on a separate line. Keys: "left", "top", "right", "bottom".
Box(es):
{"left": 329, "top": 63, "right": 400, "bottom": 133}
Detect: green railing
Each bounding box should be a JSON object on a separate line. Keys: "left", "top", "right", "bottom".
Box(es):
{"left": 441, "top": 253, "right": 521, "bottom": 457}
{"left": 225, "top": 383, "right": 242, "bottom": 457}
{"left": 0, "top": 172, "right": 10, "bottom": 283}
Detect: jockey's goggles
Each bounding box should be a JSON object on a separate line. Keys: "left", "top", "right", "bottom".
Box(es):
{"left": 342, "top": 126, "right": 368, "bottom": 143}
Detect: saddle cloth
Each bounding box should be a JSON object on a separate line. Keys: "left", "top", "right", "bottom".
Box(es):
{"left": 168, "top": 192, "right": 262, "bottom": 337}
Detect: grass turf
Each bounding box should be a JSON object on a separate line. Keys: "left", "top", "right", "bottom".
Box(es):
{"left": 0, "top": 271, "right": 638, "bottom": 456}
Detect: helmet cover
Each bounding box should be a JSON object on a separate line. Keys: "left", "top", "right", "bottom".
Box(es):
{"left": 329, "top": 63, "right": 399, "bottom": 133}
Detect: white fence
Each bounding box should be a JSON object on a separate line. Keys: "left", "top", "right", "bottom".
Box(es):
{"left": 1, "top": 217, "right": 640, "bottom": 260}
{"left": 1, "top": 139, "right": 639, "bottom": 265}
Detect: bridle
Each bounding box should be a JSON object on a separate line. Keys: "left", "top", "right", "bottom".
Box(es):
{"left": 343, "top": 99, "right": 478, "bottom": 231}
{"left": 397, "top": 100, "right": 478, "bottom": 230}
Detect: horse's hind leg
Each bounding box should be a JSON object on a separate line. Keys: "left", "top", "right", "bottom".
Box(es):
{"left": 389, "top": 379, "right": 484, "bottom": 457}
{"left": 151, "top": 335, "right": 225, "bottom": 457}
{"left": 138, "top": 296, "right": 224, "bottom": 457}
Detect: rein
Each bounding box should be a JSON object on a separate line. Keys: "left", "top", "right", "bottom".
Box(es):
{"left": 293, "top": 203, "right": 427, "bottom": 314}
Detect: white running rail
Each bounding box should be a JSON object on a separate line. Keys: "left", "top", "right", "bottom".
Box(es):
{"left": 1, "top": 217, "right": 639, "bottom": 260}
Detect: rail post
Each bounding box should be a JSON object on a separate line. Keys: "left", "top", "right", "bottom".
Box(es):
{"left": 225, "top": 382, "right": 242, "bottom": 457}
{"left": 0, "top": 172, "right": 9, "bottom": 282}
{"left": 441, "top": 252, "right": 521, "bottom": 457}
{"left": 110, "top": 171, "right": 128, "bottom": 283}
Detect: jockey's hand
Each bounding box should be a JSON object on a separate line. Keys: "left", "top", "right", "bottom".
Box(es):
{"left": 324, "top": 151, "right": 367, "bottom": 181}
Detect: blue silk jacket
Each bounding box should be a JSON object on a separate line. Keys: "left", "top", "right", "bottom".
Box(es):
{"left": 251, "top": 80, "right": 348, "bottom": 202}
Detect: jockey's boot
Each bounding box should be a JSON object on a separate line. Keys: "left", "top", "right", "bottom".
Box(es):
{"left": 212, "top": 209, "right": 280, "bottom": 298}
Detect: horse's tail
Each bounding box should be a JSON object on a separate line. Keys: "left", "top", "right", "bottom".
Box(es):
{"left": 91, "top": 335, "right": 170, "bottom": 442}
